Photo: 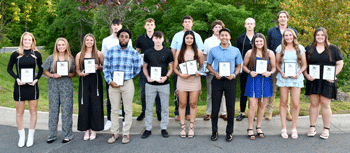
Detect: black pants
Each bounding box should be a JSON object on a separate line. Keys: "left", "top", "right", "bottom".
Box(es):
{"left": 106, "top": 81, "right": 125, "bottom": 121}
{"left": 211, "top": 77, "right": 236, "bottom": 134}
{"left": 239, "top": 72, "right": 248, "bottom": 113}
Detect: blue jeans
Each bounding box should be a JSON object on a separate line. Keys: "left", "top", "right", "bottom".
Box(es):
{"left": 139, "top": 70, "right": 161, "bottom": 113}
{"left": 173, "top": 73, "right": 190, "bottom": 116}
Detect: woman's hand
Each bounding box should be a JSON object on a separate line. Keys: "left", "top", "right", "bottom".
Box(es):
{"left": 29, "top": 79, "right": 38, "bottom": 86}
{"left": 281, "top": 72, "right": 288, "bottom": 78}
{"left": 250, "top": 71, "right": 258, "bottom": 78}
{"left": 16, "top": 78, "right": 25, "bottom": 85}
{"left": 180, "top": 74, "right": 191, "bottom": 79}
{"left": 80, "top": 70, "right": 89, "bottom": 77}
{"left": 52, "top": 73, "right": 61, "bottom": 79}
{"left": 262, "top": 71, "right": 272, "bottom": 78}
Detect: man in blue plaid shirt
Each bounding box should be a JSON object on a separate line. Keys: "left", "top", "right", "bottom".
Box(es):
{"left": 103, "top": 29, "right": 141, "bottom": 144}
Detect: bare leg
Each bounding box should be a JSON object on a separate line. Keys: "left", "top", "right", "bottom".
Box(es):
{"left": 279, "top": 87, "right": 289, "bottom": 129}
{"left": 290, "top": 87, "right": 301, "bottom": 129}
{"left": 309, "top": 94, "right": 320, "bottom": 133}
{"left": 248, "top": 98, "right": 257, "bottom": 136}
{"left": 15, "top": 101, "right": 26, "bottom": 130}
{"left": 257, "top": 98, "right": 267, "bottom": 129}
{"left": 320, "top": 95, "right": 332, "bottom": 136}
{"left": 178, "top": 91, "right": 189, "bottom": 125}
{"left": 189, "top": 91, "right": 200, "bottom": 123}
{"left": 28, "top": 100, "right": 38, "bottom": 129}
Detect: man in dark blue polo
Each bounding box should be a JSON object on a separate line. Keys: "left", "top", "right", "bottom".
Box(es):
{"left": 266, "top": 10, "right": 298, "bottom": 121}
{"left": 207, "top": 28, "right": 242, "bottom": 142}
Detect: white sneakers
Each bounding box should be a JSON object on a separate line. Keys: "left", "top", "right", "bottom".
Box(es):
{"left": 18, "top": 129, "right": 25, "bottom": 147}
{"left": 18, "top": 129, "right": 35, "bottom": 147}
{"left": 26, "top": 129, "right": 35, "bottom": 147}
{"left": 104, "top": 120, "right": 112, "bottom": 131}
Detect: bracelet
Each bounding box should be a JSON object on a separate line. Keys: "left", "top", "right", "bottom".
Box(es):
{"left": 249, "top": 71, "right": 251, "bottom": 75}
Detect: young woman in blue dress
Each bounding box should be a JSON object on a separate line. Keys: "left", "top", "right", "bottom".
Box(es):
{"left": 243, "top": 33, "right": 276, "bottom": 140}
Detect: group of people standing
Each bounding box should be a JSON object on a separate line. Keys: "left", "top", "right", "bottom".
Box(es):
{"left": 7, "top": 10, "right": 344, "bottom": 148}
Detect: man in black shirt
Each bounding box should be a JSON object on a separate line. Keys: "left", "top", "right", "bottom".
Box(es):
{"left": 235, "top": 17, "right": 256, "bottom": 121}
{"left": 135, "top": 18, "right": 163, "bottom": 121}
{"left": 141, "top": 31, "right": 173, "bottom": 138}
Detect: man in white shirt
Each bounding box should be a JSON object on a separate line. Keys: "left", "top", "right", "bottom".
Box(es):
{"left": 203, "top": 20, "right": 227, "bottom": 121}
{"left": 101, "top": 19, "right": 132, "bottom": 131}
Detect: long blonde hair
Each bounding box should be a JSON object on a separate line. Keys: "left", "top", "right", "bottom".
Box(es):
{"left": 52, "top": 38, "right": 74, "bottom": 73}
{"left": 18, "top": 32, "right": 38, "bottom": 55}
{"left": 79, "top": 34, "right": 99, "bottom": 68}
{"left": 279, "top": 29, "right": 302, "bottom": 66}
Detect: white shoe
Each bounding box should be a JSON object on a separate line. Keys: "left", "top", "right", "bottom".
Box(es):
{"left": 104, "top": 120, "right": 112, "bottom": 131}
{"left": 18, "top": 129, "right": 25, "bottom": 147}
{"left": 26, "top": 129, "right": 35, "bottom": 147}
{"left": 123, "top": 121, "right": 125, "bottom": 126}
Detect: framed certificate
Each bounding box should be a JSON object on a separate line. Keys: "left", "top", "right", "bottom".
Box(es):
{"left": 57, "top": 61, "right": 69, "bottom": 76}
{"left": 284, "top": 62, "right": 297, "bottom": 77}
{"left": 186, "top": 60, "right": 198, "bottom": 75}
{"left": 323, "top": 65, "right": 336, "bottom": 81}
{"left": 113, "top": 71, "right": 125, "bottom": 86}
{"left": 179, "top": 63, "right": 187, "bottom": 74}
{"left": 309, "top": 64, "right": 320, "bottom": 79}
{"left": 219, "top": 62, "right": 230, "bottom": 76}
{"left": 84, "top": 58, "right": 96, "bottom": 74}
{"left": 151, "top": 67, "right": 162, "bottom": 81}
{"left": 21, "top": 68, "right": 34, "bottom": 83}
{"left": 140, "top": 54, "right": 144, "bottom": 64}
{"left": 256, "top": 59, "right": 268, "bottom": 74}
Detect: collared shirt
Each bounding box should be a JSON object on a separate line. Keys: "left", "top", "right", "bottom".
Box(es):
{"left": 170, "top": 31, "right": 204, "bottom": 51}
{"left": 207, "top": 44, "right": 243, "bottom": 75}
{"left": 267, "top": 26, "right": 298, "bottom": 53}
{"left": 235, "top": 32, "right": 256, "bottom": 59}
{"left": 101, "top": 34, "right": 133, "bottom": 56}
{"left": 103, "top": 45, "right": 141, "bottom": 84}
{"left": 135, "top": 33, "right": 165, "bottom": 54}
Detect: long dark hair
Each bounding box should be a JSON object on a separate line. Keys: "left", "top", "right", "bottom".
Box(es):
{"left": 177, "top": 30, "right": 199, "bottom": 64}
{"left": 308, "top": 27, "right": 332, "bottom": 62}
{"left": 248, "top": 33, "right": 269, "bottom": 71}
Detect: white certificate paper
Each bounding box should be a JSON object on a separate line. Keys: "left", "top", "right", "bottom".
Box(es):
{"left": 256, "top": 59, "right": 268, "bottom": 74}
{"left": 284, "top": 62, "right": 297, "bottom": 77}
{"left": 113, "top": 71, "right": 125, "bottom": 86}
{"left": 323, "top": 65, "right": 336, "bottom": 81}
{"left": 21, "top": 68, "right": 34, "bottom": 83}
{"left": 219, "top": 62, "right": 230, "bottom": 76}
{"left": 309, "top": 64, "right": 320, "bottom": 79}
{"left": 84, "top": 58, "right": 96, "bottom": 74}
{"left": 140, "top": 54, "right": 144, "bottom": 64}
{"left": 151, "top": 67, "right": 162, "bottom": 81}
{"left": 57, "top": 61, "right": 69, "bottom": 76}
{"left": 186, "top": 60, "right": 198, "bottom": 75}
{"left": 179, "top": 63, "right": 187, "bottom": 74}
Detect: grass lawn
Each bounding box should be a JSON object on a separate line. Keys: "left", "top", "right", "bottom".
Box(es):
{"left": 1, "top": 51, "right": 350, "bottom": 118}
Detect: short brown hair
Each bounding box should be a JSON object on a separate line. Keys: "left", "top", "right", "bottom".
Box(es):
{"left": 211, "top": 20, "right": 225, "bottom": 30}
{"left": 182, "top": 15, "right": 193, "bottom": 23}
{"left": 277, "top": 10, "right": 290, "bottom": 19}
{"left": 145, "top": 18, "right": 155, "bottom": 23}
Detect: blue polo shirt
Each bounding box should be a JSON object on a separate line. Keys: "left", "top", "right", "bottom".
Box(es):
{"left": 207, "top": 44, "right": 243, "bottom": 75}
{"left": 267, "top": 26, "right": 298, "bottom": 53}
{"left": 170, "top": 31, "right": 204, "bottom": 51}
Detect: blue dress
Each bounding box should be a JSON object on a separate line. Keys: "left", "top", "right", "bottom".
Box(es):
{"left": 244, "top": 57, "right": 273, "bottom": 98}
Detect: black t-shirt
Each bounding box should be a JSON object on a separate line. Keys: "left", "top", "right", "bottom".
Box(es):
{"left": 135, "top": 33, "right": 165, "bottom": 54}
{"left": 144, "top": 47, "right": 174, "bottom": 85}
{"left": 305, "top": 44, "right": 344, "bottom": 78}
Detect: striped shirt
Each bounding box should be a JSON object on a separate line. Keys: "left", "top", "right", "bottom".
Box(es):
{"left": 103, "top": 45, "right": 141, "bottom": 84}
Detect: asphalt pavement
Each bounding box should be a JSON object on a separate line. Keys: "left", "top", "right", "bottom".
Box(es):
{"left": 0, "top": 106, "right": 349, "bottom": 153}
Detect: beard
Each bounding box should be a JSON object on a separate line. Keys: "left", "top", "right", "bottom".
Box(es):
{"left": 119, "top": 41, "right": 128, "bottom": 48}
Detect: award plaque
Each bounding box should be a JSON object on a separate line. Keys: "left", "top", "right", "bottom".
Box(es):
{"left": 309, "top": 64, "right": 320, "bottom": 79}
{"left": 284, "top": 62, "right": 297, "bottom": 77}
{"left": 256, "top": 59, "right": 268, "bottom": 74}
{"left": 113, "top": 71, "right": 125, "bottom": 86}
{"left": 179, "top": 63, "right": 188, "bottom": 74}
{"left": 151, "top": 67, "right": 162, "bottom": 81}
{"left": 323, "top": 65, "right": 336, "bottom": 81}
{"left": 186, "top": 60, "right": 198, "bottom": 75}
{"left": 219, "top": 62, "right": 230, "bottom": 76}
{"left": 84, "top": 58, "right": 96, "bottom": 74}
{"left": 140, "top": 54, "right": 144, "bottom": 64}
{"left": 21, "top": 68, "right": 34, "bottom": 83}
{"left": 199, "top": 61, "right": 208, "bottom": 75}
{"left": 57, "top": 61, "right": 69, "bottom": 76}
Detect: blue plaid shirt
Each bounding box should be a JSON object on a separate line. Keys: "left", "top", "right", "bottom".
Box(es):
{"left": 103, "top": 45, "right": 141, "bottom": 84}
{"left": 267, "top": 26, "right": 298, "bottom": 53}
